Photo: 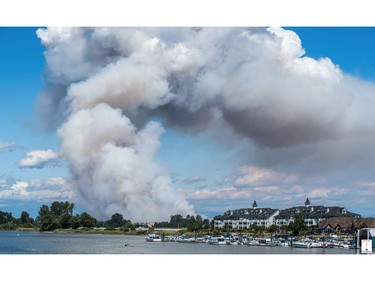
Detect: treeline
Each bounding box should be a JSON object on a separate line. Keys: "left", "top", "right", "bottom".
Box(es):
{"left": 153, "top": 214, "right": 212, "bottom": 231}
{"left": 0, "top": 201, "right": 136, "bottom": 232}
{"left": 0, "top": 210, "right": 35, "bottom": 230}
{"left": 0, "top": 201, "right": 214, "bottom": 233}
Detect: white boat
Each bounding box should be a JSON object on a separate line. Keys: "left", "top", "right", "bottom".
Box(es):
{"left": 145, "top": 233, "right": 162, "bottom": 242}
{"left": 277, "top": 238, "right": 290, "bottom": 247}
{"left": 292, "top": 239, "right": 311, "bottom": 248}
{"left": 309, "top": 241, "right": 324, "bottom": 248}
{"left": 257, "top": 238, "right": 271, "bottom": 246}
{"left": 208, "top": 235, "right": 226, "bottom": 245}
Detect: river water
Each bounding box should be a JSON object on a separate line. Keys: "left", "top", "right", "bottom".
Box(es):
{"left": 0, "top": 230, "right": 360, "bottom": 254}
{"left": 2, "top": 230, "right": 372, "bottom": 281}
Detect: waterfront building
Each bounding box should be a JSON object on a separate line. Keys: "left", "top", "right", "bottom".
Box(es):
{"left": 214, "top": 198, "right": 360, "bottom": 230}
{"left": 319, "top": 217, "right": 375, "bottom": 231}
{"left": 214, "top": 200, "right": 279, "bottom": 229}
{"left": 274, "top": 198, "right": 360, "bottom": 228}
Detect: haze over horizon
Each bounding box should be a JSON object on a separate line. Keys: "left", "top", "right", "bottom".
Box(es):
{"left": 1, "top": 27, "right": 375, "bottom": 222}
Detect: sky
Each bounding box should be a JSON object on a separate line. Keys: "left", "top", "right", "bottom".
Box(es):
{"left": 1, "top": 26, "right": 375, "bottom": 222}
{"left": 1, "top": 1, "right": 375, "bottom": 223}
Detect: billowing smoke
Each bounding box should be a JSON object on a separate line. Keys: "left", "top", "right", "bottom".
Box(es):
{"left": 36, "top": 27, "right": 375, "bottom": 220}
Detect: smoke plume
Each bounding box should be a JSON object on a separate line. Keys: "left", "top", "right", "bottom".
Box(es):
{"left": 36, "top": 27, "right": 375, "bottom": 220}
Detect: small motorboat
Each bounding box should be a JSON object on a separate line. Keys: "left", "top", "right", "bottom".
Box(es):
{"left": 145, "top": 233, "right": 162, "bottom": 242}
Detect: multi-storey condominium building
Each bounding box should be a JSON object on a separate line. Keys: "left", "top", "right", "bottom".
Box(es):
{"left": 214, "top": 200, "right": 279, "bottom": 229}
{"left": 213, "top": 198, "right": 360, "bottom": 229}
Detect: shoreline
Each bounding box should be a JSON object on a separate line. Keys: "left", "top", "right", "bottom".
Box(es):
{"left": 7, "top": 227, "right": 184, "bottom": 236}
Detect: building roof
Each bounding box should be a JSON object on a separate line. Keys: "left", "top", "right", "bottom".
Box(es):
{"left": 275, "top": 205, "right": 360, "bottom": 220}
{"left": 215, "top": 199, "right": 361, "bottom": 223}
{"left": 216, "top": 207, "right": 279, "bottom": 221}
{"left": 318, "top": 217, "right": 375, "bottom": 229}
{"left": 354, "top": 218, "right": 375, "bottom": 228}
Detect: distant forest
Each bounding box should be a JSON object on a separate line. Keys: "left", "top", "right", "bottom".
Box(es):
{"left": 0, "top": 201, "right": 211, "bottom": 232}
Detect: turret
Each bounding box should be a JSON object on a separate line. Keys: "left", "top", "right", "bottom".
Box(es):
{"left": 305, "top": 198, "right": 310, "bottom": 207}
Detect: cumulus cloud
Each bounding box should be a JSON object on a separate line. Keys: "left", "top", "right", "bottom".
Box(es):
{"left": 36, "top": 27, "right": 375, "bottom": 219}
{"left": 18, "top": 149, "right": 60, "bottom": 168}
{"left": 0, "top": 177, "right": 77, "bottom": 200}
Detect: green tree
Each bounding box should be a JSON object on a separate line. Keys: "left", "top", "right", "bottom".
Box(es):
{"left": 37, "top": 205, "right": 58, "bottom": 231}
{"left": 69, "top": 215, "right": 81, "bottom": 229}
{"left": 202, "top": 219, "right": 210, "bottom": 229}
{"left": 122, "top": 219, "right": 135, "bottom": 231}
{"left": 36, "top": 201, "right": 77, "bottom": 230}
{"left": 169, "top": 214, "right": 186, "bottom": 228}
{"left": 289, "top": 214, "right": 307, "bottom": 236}
{"left": 80, "top": 212, "right": 97, "bottom": 228}
{"left": 19, "top": 211, "right": 33, "bottom": 227}
{"left": 0, "top": 211, "right": 16, "bottom": 229}
{"left": 268, "top": 224, "right": 278, "bottom": 233}
{"left": 106, "top": 213, "right": 124, "bottom": 228}
{"left": 0, "top": 211, "right": 15, "bottom": 224}
{"left": 187, "top": 216, "right": 201, "bottom": 232}
{"left": 50, "top": 201, "right": 74, "bottom": 217}
{"left": 250, "top": 223, "right": 260, "bottom": 233}
{"left": 59, "top": 213, "right": 73, "bottom": 228}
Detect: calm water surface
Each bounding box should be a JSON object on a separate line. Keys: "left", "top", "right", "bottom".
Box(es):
{"left": 0, "top": 230, "right": 360, "bottom": 254}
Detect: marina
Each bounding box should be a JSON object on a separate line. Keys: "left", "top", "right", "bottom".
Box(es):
{"left": 146, "top": 232, "right": 361, "bottom": 251}
{"left": 0, "top": 230, "right": 366, "bottom": 254}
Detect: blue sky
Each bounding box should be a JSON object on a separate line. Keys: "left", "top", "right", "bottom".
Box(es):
{"left": 1, "top": 26, "right": 375, "bottom": 221}
{"left": 0, "top": 27, "right": 69, "bottom": 217}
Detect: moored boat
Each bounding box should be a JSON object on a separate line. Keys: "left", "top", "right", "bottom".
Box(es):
{"left": 208, "top": 235, "right": 226, "bottom": 245}
{"left": 309, "top": 241, "right": 324, "bottom": 248}
{"left": 145, "top": 233, "right": 162, "bottom": 242}
{"left": 292, "top": 239, "right": 311, "bottom": 248}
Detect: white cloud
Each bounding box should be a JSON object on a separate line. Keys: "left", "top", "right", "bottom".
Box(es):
{"left": 355, "top": 181, "right": 375, "bottom": 188}
{"left": 183, "top": 176, "right": 206, "bottom": 184}
{"left": 307, "top": 188, "right": 330, "bottom": 198}
{"left": 0, "top": 177, "right": 77, "bottom": 200}
{"left": 0, "top": 142, "right": 19, "bottom": 152}
{"left": 0, "top": 178, "right": 7, "bottom": 187}
{"left": 289, "top": 185, "right": 304, "bottom": 193}
{"left": 18, "top": 149, "right": 60, "bottom": 169}
{"left": 253, "top": 186, "right": 279, "bottom": 192}
{"left": 234, "top": 165, "right": 298, "bottom": 187}
{"left": 11, "top": 181, "right": 29, "bottom": 191}
{"left": 187, "top": 186, "right": 253, "bottom": 200}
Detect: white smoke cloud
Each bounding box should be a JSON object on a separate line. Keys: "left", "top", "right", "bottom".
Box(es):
{"left": 57, "top": 103, "right": 194, "bottom": 221}
{"left": 36, "top": 27, "right": 375, "bottom": 220}
{"left": 18, "top": 149, "right": 60, "bottom": 168}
